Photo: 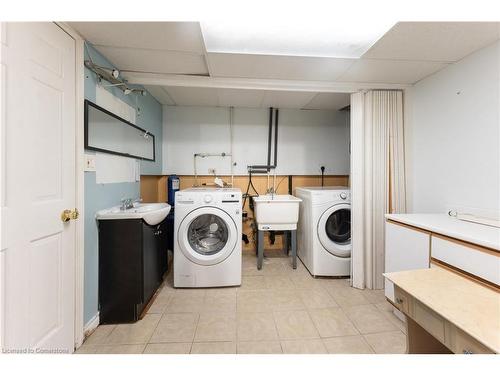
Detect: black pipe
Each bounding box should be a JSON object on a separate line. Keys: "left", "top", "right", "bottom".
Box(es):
{"left": 248, "top": 107, "right": 279, "bottom": 173}
{"left": 321, "top": 166, "right": 325, "bottom": 187}
{"left": 267, "top": 107, "right": 273, "bottom": 171}
{"left": 288, "top": 175, "right": 293, "bottom": 195}
{"left": 273, "top": 109, "right": 279, "bottom": 167}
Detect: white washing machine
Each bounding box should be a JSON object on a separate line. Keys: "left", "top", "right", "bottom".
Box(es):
{"left": 295, "top": 187, "right": 351, "bottom": 277}
{"left": 174, "top": 188, "right": 242, "bottom": 288}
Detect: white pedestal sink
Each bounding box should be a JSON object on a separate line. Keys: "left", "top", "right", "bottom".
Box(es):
{"left": 96, "top": 203, "right": 171, "bottom": 226}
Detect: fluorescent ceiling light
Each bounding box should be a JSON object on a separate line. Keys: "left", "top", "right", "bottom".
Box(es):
{"left": 201, "top": 18, "right": 395, "bottom": 58}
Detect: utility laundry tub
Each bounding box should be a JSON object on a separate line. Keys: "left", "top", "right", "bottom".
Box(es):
{"left": 253, "top": 194, "right": 302, "bottom": 270}
{"left": 253, "top": 194, "right": 302, "bottom": 230}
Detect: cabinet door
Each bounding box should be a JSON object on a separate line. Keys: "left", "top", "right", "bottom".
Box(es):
{"left": 99, "top": 219, "right": 143, "bottom": 323}
{"left": 385, "top": 221, "right": 430, "bottom": 302}
{"left": 157, "top": 221, "right": 168, "bottom": 279}
{"left": 142, "top": 224, "right": 162, "bottom": 305}
{"left": 431, "top": 235, "right": 500, "bottom": 286}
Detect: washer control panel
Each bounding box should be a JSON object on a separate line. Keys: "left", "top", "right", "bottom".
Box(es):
{"left": 176, "top": 189, "right": 242, "bottom": 206}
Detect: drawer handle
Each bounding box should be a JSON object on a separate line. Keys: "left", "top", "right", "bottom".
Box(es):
{"left": 396, "top": 297, "right": 404, "bottom": 304}
{"left": 463, "top": 349, "right": 473, "bottom": 354}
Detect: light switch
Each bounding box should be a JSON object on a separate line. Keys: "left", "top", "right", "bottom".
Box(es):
{"left": 84, "top": 154, "right": 96, "bottom": 172}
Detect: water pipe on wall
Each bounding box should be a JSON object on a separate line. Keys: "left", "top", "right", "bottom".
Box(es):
{"left": 193, "top": 152, "right": 232, "bottom": 187}
{"left": 192, "top": 107, "right": 236, "bottom": 187}
{"left": 247, "top": 107, "right": 279, "bottom": 174}
{"left": 229, "top": 106, "right": 235, "bottom": 187}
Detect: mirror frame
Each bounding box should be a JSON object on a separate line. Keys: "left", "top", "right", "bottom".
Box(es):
{"left": 84, "top": 99, "right": 155, "bottom": 161}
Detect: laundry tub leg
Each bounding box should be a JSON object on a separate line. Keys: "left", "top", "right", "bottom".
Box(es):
{"left": 257, "top": 230, "right": 264, "bottom": 270}
{"left": 291, "top": 230, "right": 297, "bottom": 269}
{"left": 282, "top": 231, "right": 288, "bottom": 255}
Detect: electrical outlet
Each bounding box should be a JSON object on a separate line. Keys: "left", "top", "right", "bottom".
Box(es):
{"left": 208, "top": 168, "right": 216, "bottom": 175}
{"left": 84, "top": 154, "right": 96, "bottom": 172}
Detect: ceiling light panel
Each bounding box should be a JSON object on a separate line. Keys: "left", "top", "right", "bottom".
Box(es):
{"left": 201, "top": 19, "right": 395, "bottom": 58}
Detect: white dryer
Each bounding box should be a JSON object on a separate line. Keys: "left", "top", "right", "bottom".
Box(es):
{"left": 174, "top": 188, "right": 242, "bottom": 288}
{"left": 295, "top": 187, "right": 351, "bottom": 277}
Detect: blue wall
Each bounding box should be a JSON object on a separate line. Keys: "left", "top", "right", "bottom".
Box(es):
{"left": 84, "top": 44, "right": 163, "bottom": 325}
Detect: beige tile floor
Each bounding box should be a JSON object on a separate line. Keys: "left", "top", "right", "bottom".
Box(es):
{"left": 78, "top": 250, "right": 407, "bottom": 354}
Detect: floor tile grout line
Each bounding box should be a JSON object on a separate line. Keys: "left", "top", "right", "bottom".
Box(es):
{"left": 303, "top": 308, "right": 321, "bottom": 338}
{"left": 143, "top": 313, "right": 165, "bottom": 351}
{"left": 190, "top": 311, "right": 202, "bottom": 351}
{"left": 362, "top": 333, "right": 379, "bottom": 354}
{"left": 86, "top": 252, "right": 407, "bottom": 354}
{"left": 337, "top": 299, "right": 401, "bottom": 335}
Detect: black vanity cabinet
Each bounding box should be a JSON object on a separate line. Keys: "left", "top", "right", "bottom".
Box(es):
{"left": 98, "top": 219, "right": 168, "bottom": 324}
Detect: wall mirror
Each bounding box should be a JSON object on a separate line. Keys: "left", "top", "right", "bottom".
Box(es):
{"left": 84, "top": 100, "right": 155, "bottom": 161}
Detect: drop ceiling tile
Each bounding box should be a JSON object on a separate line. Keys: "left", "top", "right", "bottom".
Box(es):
{"left": 93, "top": 45, "right": 208, "bottom": 75}
{"left": 70, "top": 22, "right": 206, "bottom": 53}
{"left": 363, "top": 22, "right": 500, "bottom": 62}
{"left": 336, "top": 59, "right": 449, "bottom": 84}
{"left": 303, "top": 93, "right": 350, "bottom": 110}
{"left": 208, "top": 53, "right": 355, "bottom": 81}
{"left": 164, "top": 86, "right": 219, "bottom": 107}
{"left": 261, "top": 90, "right": 317, "bottom": 109}
{"left": 217, "top": 88, "right": 265, "bottom": 108}
{"left": 144, "top": 85, "right": 176, "bottom": 105}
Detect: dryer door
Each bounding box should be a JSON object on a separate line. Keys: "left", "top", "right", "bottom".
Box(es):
{"left": 317, "top": 203, "right": 351, "bottom": 258}
{"left": 178, "top": 206, "right": 238, "bottom": 266}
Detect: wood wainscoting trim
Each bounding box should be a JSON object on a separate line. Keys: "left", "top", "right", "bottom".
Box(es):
{"left": 140, "top": 174, "right": 349, "bottom": 251}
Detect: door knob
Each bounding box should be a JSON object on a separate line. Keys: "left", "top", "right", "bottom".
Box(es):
{"left": 61, "top": 208, "right": 79, "bottom": 222}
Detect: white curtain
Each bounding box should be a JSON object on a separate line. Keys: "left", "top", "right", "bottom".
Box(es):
{"left": 350, "top": 90, "right": 406, "bottom": 290}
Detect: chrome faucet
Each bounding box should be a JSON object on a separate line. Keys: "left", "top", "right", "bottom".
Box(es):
{"left": 120, "top": 197, "right": 142, "bottom": 210}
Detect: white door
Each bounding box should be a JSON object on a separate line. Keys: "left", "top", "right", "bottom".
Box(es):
{"left": 0, "top": 22, "right": 76, "bottom": 353}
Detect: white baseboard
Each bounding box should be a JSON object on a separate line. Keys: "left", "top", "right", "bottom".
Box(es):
{"left": 83, "top": 313, "right": 100, "bottom": 339}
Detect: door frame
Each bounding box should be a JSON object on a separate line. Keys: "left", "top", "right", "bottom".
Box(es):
{"left": 55, "top": 22, "right": 85, "bottom": 349}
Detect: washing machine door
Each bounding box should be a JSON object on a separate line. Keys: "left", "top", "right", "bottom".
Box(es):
{"left": 317, "top": 203, "right": 351, "bottom": 258}
{"left": 178, "top": 206, "right": 238, "bottom": 266}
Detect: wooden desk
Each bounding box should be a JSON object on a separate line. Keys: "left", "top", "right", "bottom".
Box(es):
{"left": 384, "top": 267, "right": 499, "bottom": 354}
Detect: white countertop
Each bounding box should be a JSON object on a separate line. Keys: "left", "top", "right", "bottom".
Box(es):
{"left": 385, "top": 213, "right": 500, "bottom": 251}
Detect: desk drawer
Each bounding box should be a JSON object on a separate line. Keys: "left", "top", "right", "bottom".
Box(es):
{"left": 451, "top": 328, "right": 494, "bottom": 354}
{"left": 394, "top": 286, "right": 410, "bottom": 314}
{"left": 413, "top": 300, "right": 446, "bottom": 342}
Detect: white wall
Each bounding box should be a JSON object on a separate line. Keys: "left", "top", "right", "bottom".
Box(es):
{"left": 162, "top": 106, "right": 350, "bottom": 176}
{"left": 406, "top": 41, "right": 500, "bottom": 215}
